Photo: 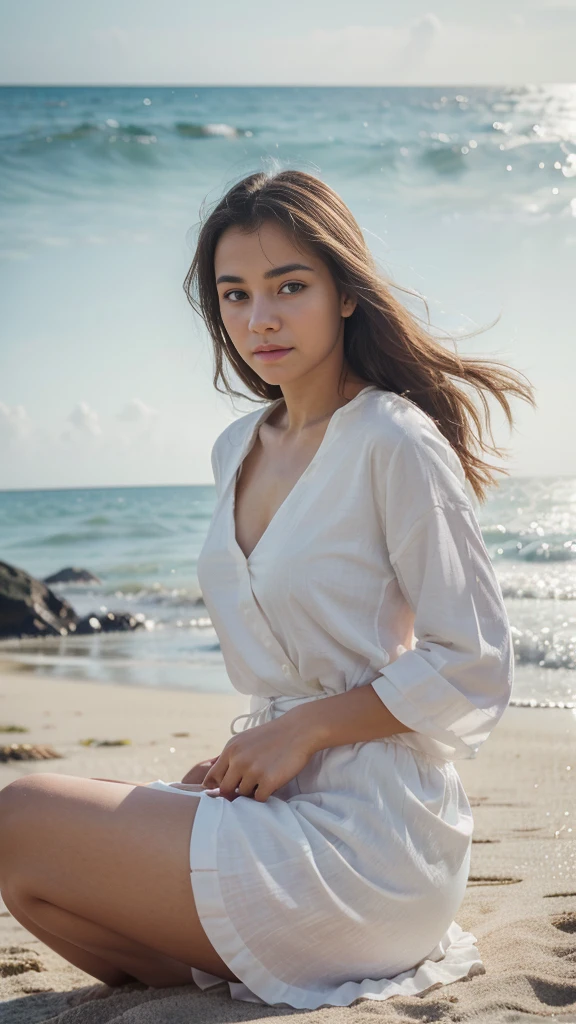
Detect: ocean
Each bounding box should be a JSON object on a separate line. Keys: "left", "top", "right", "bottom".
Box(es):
{"left": 1, "top": 84, "right": 575, "bottom": 707}
{"left": 1, "top": 478, "right": 576, "bottom": 708}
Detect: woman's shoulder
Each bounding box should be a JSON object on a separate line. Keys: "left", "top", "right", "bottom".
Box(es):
{"left": 361, "top": 388, "right": 472, "bottom": 504}
{"left": 361, "top": 387, "right": 448, "bottom": 450}
{"left": 213, "top": 404, "right": 263, "bottom": 447}
{"left": 210, "top": 402, "right": 271, "bottom": 479}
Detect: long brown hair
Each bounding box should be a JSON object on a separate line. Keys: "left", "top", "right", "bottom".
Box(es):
{"left": 183, "top": 168, "right": 535, "bottom": 504}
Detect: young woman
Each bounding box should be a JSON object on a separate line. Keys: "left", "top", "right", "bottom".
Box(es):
{"left": 0, "top": 170, "right": 535, "bottom": 1011}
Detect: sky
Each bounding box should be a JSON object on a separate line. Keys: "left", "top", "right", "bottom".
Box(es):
{"left": 0, "top": 4, "right": 574, "bottom": 490}
{"left": 1, "top": 0, "right": 576, "bottom": 86}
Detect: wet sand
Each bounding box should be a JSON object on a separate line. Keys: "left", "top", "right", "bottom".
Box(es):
{"left": 1, "top": 658, "right": 576, "bottom": 1023}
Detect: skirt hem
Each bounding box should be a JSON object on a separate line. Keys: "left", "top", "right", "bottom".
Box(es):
{"left": 171, "top": 781, "right": 486, "bottom": 1010}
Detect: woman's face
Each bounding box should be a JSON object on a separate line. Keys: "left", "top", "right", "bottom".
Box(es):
{"left": 214, "top": 219, "right": 356, "bottom": 386}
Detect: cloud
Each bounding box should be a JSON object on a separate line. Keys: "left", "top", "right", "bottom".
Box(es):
{"left": 58, "top": 399, "right": 158, "bottom": 446}
{"left": 67, "top": 401, "right": 102, "bottom": 437}
{"left": 3, "top": 11, "right": 573, "bottom": 86}
{"left": 403, "top": 13, "right": 443, "bottom": 65}
{"left": 116, "top": 398, "right": 159, "bottom": 423}
{"left": 0, "top": 402, "right": 32, "bottom": 445}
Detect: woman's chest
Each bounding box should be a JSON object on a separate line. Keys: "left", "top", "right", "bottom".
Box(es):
{"left": 234, "top": 424, "right": 331, "bottom": 564}
{"left": 197, "top": 452, "right": 393, "bottom": 610}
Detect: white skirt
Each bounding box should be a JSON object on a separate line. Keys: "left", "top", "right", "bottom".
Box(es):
{"left": 146, "top": 732, "right": 485, "bottom": 1010}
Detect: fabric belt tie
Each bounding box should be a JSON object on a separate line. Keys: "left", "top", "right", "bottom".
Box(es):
{"left": 230, "top": 692, "right": 331, "bottom": 735}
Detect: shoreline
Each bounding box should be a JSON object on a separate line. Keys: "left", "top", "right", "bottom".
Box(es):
{"left": 3, "top": 651, "right": 576, "bottom": 707}
{"left": 2, "top": 659, "right": 576, "bottom": 1022}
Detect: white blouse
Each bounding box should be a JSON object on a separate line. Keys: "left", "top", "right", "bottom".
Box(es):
{"left": 202, "top": 384, "right": 513, "bottom": 764}
{"left": 148, "top": 384, "right": 514, "bottom": 1009}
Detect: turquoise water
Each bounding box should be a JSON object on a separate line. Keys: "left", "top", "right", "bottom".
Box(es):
{"left": 2, "top": 85, "right": 575, "bottom": 485}
{"left": 2, "top": 84, "right": 575, "bottom": 227}
{"left": 1, "top": 84, "right": 575, "bottom": 703}
{"left": 2, "top": 477, "right": 576, "bottom": 707}
{"left": 2, "top": 84, "right": 575, "bottom": 301}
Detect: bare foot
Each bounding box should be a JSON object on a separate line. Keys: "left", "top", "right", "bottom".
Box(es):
{"left": 67, "top": 983, "right": 118, "bottom": 1006}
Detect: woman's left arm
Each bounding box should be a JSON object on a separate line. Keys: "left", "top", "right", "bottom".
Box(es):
{"left": 289, "top": 684, "right": 416, "bottom": 750}
{"left": 201, "top": 685, "right": 413, "bottom": 803}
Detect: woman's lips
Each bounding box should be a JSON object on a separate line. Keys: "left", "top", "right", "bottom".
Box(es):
{"left": 253, "top": 347, "right": 293, "bottom": 362}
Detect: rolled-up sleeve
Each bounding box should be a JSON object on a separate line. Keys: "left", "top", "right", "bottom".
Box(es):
{"left": 370, "top": 429, "right": 514, "bottom": 761}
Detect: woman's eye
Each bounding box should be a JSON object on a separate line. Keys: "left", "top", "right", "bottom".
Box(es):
{"left": 279, "top": 281, "right": 305, "bottom": 295}
{"left": 223, "top": 282, "right": 305, "bottom": 302}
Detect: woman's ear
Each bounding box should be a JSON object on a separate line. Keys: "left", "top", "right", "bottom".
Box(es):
{"left": 340, "top": 291, "right": 357, "bottom": 318}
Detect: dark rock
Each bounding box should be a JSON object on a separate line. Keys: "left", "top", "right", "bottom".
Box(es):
{"left": 0, "top": 561, "right": 145, "bottom": 640}
{"left": 98, "top": 611, "right": 143, "bottom": 632}
{"left": 0, "top": 560, "right": 79, "bottom": 639}
{"left": 43, "top": 566, "right": 102, "bottom": 585}
{"left": 75, "top": 611, "right": 144, "bottom": 634}
{"left": 74, "top": 615, "right": 103, "bottom": 635}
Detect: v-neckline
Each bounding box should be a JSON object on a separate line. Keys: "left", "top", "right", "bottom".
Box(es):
{"left": 230, "top": 385, "right": 378, "bottom": 567}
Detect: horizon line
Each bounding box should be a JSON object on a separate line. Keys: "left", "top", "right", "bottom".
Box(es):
{"left": 0, "top": 81, "right": 563, "bottom": 89}
{"left": 0, "top": 472, "right": 544, "bottom": 494}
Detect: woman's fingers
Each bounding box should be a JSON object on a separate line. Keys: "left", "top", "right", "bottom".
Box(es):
{"left": 202, "top": 752, "right": 228, "bottom": 789}
{"left": 236, "top": 773, "right": 259, "bottom": 799}
{"left": 220, "top": 763, "right": 272, "bottom": 801}
{"left": 207, "top": 753, "right": 261, "bottom": 800}
{"left": 216, "top": 763, "right": 244, "bottom": 799}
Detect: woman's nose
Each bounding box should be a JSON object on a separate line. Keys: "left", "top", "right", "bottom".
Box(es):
{"left": 248, "top": 298, "right": 281, "bottom": 333}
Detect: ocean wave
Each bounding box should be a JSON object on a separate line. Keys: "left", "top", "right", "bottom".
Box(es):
{"left": 22, "top": 523, "right": 178, "bottom": 545}
{"left": 1, "top": 106, "right": 573, "bottom": 226}
{"left": 511, "top": 624, "right": 576, "bottom": 672}
{"left": 418, "top": 144, "right": 469, "bottom": 175}
{"left": 1, "top": 119, "right": 250, "bottom": 151}
{"left": 22, "top": 530, "right": 110, "bottom": 546}
{"left": 1, "top": 104, "right": 572, "bottom": 180}
{"left": 103, "top": 583, "right": 205, "bottom": 608}
{"left": 175, "top": 121, "right": 244, "bottom": 137}
{"left": 491, "top": 536, "right": 576, "bottom": 562}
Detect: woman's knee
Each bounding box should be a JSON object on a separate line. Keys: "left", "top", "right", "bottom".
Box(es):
{"left": 0, "top": 774, "right": 64, "bottom": 881}
{"left": 0, "top": 772, "right": 64, "bottom": 817}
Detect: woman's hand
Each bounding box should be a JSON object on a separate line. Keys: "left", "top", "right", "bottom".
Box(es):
{"left": 180, "top": 756, "right": 220, "bottom": 785}
{"left": 201, "top": 711, "right": 318, "bottom": 802}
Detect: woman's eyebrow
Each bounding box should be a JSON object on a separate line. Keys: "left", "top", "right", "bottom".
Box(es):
{"left": 216, "top": 262, "right": 315, "bottom": 285}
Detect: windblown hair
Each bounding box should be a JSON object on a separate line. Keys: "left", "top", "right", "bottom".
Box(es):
{"left": 183, "top": 168, "right": 535, "bottom": 504}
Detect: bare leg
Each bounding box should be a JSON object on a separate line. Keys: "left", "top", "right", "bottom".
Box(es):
{"left": 2, "top": 773, "right": 201, "bottom": 1003}
{"left": 0, "top": 774, "right": 240, "bottom": 987}
{"left": 3, "top": 886, "right": 192, "bottom": 987}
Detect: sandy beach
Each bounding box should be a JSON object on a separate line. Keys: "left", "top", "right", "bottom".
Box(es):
{"left": 1, "top": 657, "right": 576, "bottom": 1023}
